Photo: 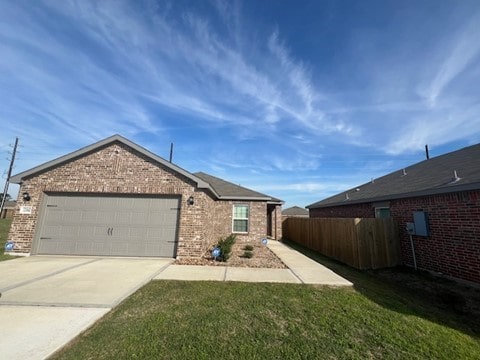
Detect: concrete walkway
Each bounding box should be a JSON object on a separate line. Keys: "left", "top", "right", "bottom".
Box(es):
{"left": 268, "top": 241, "right": 352, "bottom": 285}
{"left": 155, "top": 241, "right": 352, "bottom": 286}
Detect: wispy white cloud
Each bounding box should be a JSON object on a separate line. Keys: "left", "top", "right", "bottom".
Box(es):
{"left": 423, "top": 13, "right": 480, "bottom": 107}
{"left": 388, "top": 103, "right": 480, "bottom": 154}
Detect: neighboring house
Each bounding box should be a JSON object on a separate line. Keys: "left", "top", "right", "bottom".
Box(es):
{"left": 6, "top": 135, "right": 282, "bottom": 258}
{"left": 1, "top": 201, "right": 16, "bottom": 219}
{"left": 307, "top": 143, "right": 480, "bottom": 285}
{"left": 282, "top": 206, "right": 309, "bottom": 220}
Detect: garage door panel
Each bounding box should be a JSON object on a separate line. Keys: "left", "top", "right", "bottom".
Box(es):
{"left": 41, "top": 224, "right": 61, "bottom": 237}
{"left": 78, "top": 226, "right": 95, "bottom": 237}
{"left": 75, "top": 241, "right": 92, "bottom": 254}
{"left": 59, "top": 226, "right": 79, "bottom": 238}
{"left": 115, "top": 212, "right": 131, "bottom": 223}
{"left": 96, "top": 211, "right": 116, "bottom": 223}
{"left": 63, "top": 210, "right": 81, "bottom": 223}
{"left": 35, "top": 195, "right": 180, "bottom": 257}
{"left": 39, "top": 239, "right": 76, "bottom": 255}
{"left": 110, "top": 242, "right": 129, "bottom": 255}
{"left": 91, "top": 242, "right": 108, "bottom": 254}
{"left": 130, "top": 212, "right": 149, "bottom": 225}
{"left": 44, "top": 209, "right": 64, "bottom": 223}
{"left": 37, "top": 239, "right": 58, "bottom": 254}
{"left": 82, "top": 210, "right": 98, "bottom": 222}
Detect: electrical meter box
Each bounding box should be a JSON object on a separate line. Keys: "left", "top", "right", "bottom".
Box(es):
{"left": 406, "top": 222, "right": 415, "bottom": 235}
{"left": 413, "top": 211, "right": 430, "bottom": 237}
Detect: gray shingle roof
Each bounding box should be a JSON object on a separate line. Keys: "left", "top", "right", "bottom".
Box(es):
{"left": 194, "top": 172, "right": 282, "bottom": 203}
{"left": 307, "top": 143, "right": 480, "bottom": 209}
{"left": 282, "top": 206, "right": 309, "bottom": 216}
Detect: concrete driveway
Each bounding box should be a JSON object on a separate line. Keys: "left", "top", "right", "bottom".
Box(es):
{"left": 0, "top": 256, "right": 172, "bottom": 360}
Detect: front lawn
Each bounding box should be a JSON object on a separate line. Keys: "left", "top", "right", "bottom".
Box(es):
{"left": 0, "top": 218, "right": 15, "bottom": 261}
{"left": 53, "top": 277, "right": 480, "bottom": 358}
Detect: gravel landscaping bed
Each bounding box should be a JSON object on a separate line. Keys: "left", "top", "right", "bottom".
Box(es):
{"left": 175, "top": 239, "right": 287, "bottom": 269}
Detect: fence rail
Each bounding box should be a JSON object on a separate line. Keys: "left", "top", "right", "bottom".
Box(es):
{"left": 283, "top": 217, "right": 400, "bottom": 269}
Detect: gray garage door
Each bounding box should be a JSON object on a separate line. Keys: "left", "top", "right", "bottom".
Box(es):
{"left": 34, "top": 194, "right": 180, "bottom": 257}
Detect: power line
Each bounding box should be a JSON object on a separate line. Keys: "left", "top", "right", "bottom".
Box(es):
{"left": 0, "top": 137, "right": 19, "bottom": 216}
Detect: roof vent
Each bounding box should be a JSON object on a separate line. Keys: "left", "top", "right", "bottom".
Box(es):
{"left": 402, "top": 168, "right": 407, "bottom": 176}
{"left": 345, "top": 193, "right": 349, "bottom": 201}
{"left": 450, "top": 170, "right": 461, "bottom": 183}
{"left": 371, "top": 178, "right": 375, "bottom": 184}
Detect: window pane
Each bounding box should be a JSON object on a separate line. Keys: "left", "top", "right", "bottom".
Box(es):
{"left": 234, "top": 205, "right": 249, "bottom": 219}
{"left": 233, "top": 205, "right": 249, "bottom": 233}
{"left": 233, "top": 219, "right": 248, "bottom": 232}
{"left": 375, "top": 208, "right": 391, "bottom": 218}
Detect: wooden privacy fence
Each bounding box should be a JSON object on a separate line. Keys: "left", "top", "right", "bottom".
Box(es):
{"left": 283, "top": 217, "right": 400, "bottom": 270}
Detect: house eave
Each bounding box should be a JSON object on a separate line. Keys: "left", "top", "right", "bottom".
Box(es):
{"left": 307, "top": 182, "right": 480, "bottom": 209}
{"left": 219, "top": 196, "right": 274, "bottom": 202}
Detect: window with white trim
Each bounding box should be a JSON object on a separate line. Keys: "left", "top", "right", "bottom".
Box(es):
{"left": 232, "top": 204, "right": 249, "bottom": 233}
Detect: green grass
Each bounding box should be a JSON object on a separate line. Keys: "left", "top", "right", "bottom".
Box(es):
{"left": 282, "top": 239, "right": 480, "bottom": 335}
{"left": 53, "top": 246, "right": 480, "bottom": 359}
{"left": 0, "top": 218, "right": 16, "bottom": 261}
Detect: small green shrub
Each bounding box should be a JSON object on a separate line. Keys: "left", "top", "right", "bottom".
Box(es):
{"left": 216, "top": 234, "right": 236, "bottom": 262}
{"left": 243, "top": 250, "right": 254, "bottom": 259}
{"left": 243, "top": 245, "right": 254, "bottom": 251}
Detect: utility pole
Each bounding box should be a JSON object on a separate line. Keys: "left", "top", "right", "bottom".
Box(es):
{"left": 0, "top": 137, "right": 19, "bottom": 217}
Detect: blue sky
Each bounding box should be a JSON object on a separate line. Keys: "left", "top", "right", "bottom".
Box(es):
{"left": 1, "top": 0, "right": 480, "bottom": 208}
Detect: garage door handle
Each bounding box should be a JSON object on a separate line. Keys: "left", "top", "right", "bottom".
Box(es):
{"left": 40, "top": 237, "right": 52, "bottom": 240}
{"left": 107, "top": 227, "right": 112, "bottom": 236}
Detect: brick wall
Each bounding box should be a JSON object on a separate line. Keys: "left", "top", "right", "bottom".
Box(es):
{"left": 212, "top": 201, "right": 268, "bottom": 243}
{"left": 393, "top": 191, "right": 480, "bottom": 284}
{"left": 7, "top": 142, "right": 276, "bottom": 258}
{"left": 309, "top": 203, "right": 374, "bottom": 218}
{"left": 309, "top": 190, "right": 480, "bottom": 284}
{"left": 273, "top": 205, "right": 283, "bottom": 240}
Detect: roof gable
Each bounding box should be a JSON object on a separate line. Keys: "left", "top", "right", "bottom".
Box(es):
{"left": 10, "top": 135, "right": 212, "bottom": 191}
{"left": 308, "top": 143, "right": 480, "bottom": 208}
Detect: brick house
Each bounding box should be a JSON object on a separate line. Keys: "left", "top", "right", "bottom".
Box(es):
{"left": 307, "top": 143, "right": 480, "bottom": 284}
{"left": 6, "top": 135, "right": 282, "bottom": 258}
